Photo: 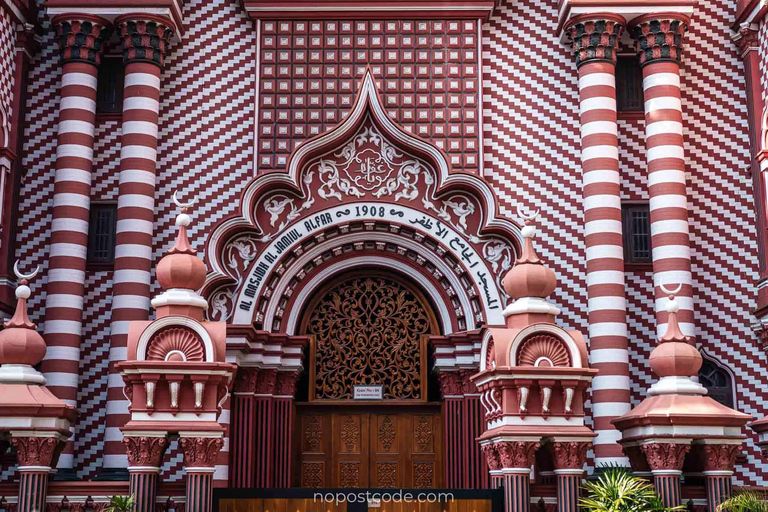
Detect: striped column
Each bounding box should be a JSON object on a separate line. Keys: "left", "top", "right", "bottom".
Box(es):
{"left": 255, "top": 369, "right": 276, "bottom": 487}
{"left": 565, "top": 13, "right": 631, "bottom": 467}
{"left": 102, "top": 15, "right": 175, "bottom": 473}
{"left": 273, "top": 371, "right": 299, "bottom": 487}
{"left": 181, "top": 437, "right": 223, "bottom": 512}
{"left": 629, "top": 14, "right": 693, "bottom": 337}
{"left": 230, "top": 367, "right": 258, "bottom": 487}
{"left": 705, "top": 472, "right": 732, "bottom": 512}
{"left": 11, "top": 435, "right": 62, "bottom": 512}
{"left": 555, "top": 470, "right": 582, "bottom": 512}
{"left": 42, "top": 14, "right": 110, "bottom": 472}
{"left": 700, "top": 443, "right": 739, "bottom": 512}
{"left": 652, "top": 471, "right": 682, "bottom": 508}
{"left": 550, "top": 441, "right": 590, "bottom": 512}
{"left": 640, "top": 442, "right": 690, "bottom": 509}
{"left": 123, "top": 436, "right": 168, "bottom": 512}
{"left": 494, "top": 441, "right": 539, "bottom": 512}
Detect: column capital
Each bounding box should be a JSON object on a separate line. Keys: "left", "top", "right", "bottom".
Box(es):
{"left": 180, "top": 436, "right": 224, "bottom": 468}
{"left": 701, "top": 443, "right": 740, "bottom": 472}
{"left": 640, "top": 442, "right": 690, "bottom": 472}
{"left": 233, "top": 366, "right": 260, "bottom": 394}
{"left": 732, "top": 25, "right": 759, "bottom": 58}
{"left": 11, "top": 435, "right": 64, "bottom": 468}
{"left": 628, "top": 13, "right": 690, "bottom": 66}
{"left": 564, "top": 13, "right": 625, "bottom": 67}
{"left": 114, "top": 14, "right": 176, "bottom": 68}
{"left": 550, "top": 441, "right": 592, "bottom": 470}
{"left": 123, "top": 435, "right": 169, "bottom": 468}
{"left": 51, "top": 13, "right": 111, "bottom": 66}
{"left": 275, "top": 370, "right": 300, "bottom": 397}
{"left": 496, "top": 440, "right": 540, "bottom": 470}
{"left": 255, "top": 368, "right": 278, "bottom": 395}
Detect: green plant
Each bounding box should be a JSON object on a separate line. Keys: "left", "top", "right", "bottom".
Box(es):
{"left": 717, "top": 489, "right": 768, "bottom": 512}
{"left": 579, "top": 467, "right": 685, "bottom": 512}
{"left": 104, "top": 495, "right": 135, "bottom": 512}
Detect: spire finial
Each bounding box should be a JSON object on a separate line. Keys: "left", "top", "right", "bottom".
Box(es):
{"left": 7, "top": 260, "right": 38, "bottom": 328}
{"left": 168, "top": 191, "right": 197, "bottom": 255}
{"left": 173, "top": 190, "right": 197, "bottom": 227}
{"left": 659, "top": 281, "right": 688, "bottom": 343}
{"left": 517, "top": 204, "right": 540, "bottom": 239}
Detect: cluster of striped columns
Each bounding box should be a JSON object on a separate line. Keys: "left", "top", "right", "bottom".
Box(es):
{"left": 550, "top": 441, "right": 591, "bottom": 512}
{"left": 181, "top": 436, "right": 224, "bottom": 512}
{"left": 640, "top": 442, "right": 690, "bottom": 508}
{"left": 273, "top": 371, "right": 299, "bottom": 488}
{"left": 565, "top": 13, "right": 631, "bottom": 468}
{"left": 255, "top": 369, "right": 276, "bottom": 487}
{"left": 482, "top": 441, "right": 538, "bottom": 512}
{"left": 123, "top": 436, "right": 168, "bottom": 512}
{"left": 230, "top": 367, "right": 258, "bottom": 487}
{"left": 701, "top": 444, "right": 740, "bottom": 512}
{"left": 629, "top": 14, "right": 694, "bottom": 337}
{"left": 102, "top": 15, "right": 175, "bottom": 474}
{"left": 41, "top": 14, "right": 110, "bottom": 473}
{"left": 11, "top": 435, "right": 64, "bottom": 512}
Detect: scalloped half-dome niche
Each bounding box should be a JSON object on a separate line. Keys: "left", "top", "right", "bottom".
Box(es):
{"left": 517, "top": 334, "right": 570, "bottom": 368}
{"left": 146, "top": 327, "right": 205, "bottom": 362}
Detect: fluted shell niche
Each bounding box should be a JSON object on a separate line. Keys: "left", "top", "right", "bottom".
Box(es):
{"left": 146, "top": 327, "right": 205, "bottom": 362}
{"left": 517, "top": 334, "right": 570, "bottom": 368}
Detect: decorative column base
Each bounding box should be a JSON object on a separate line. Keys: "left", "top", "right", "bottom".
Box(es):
{"left": 652, "top": 470, "right": 682, "bottom": 508}
{"left": 704, "top": 471, "right": 732, "bottom": 512}
{"left": 186, "top": 468, "right": 215, "bottom": 512}
{"left": 554, "top": 469, "right": 582, "bottom": 512}
{"left": 17, "top": 468, "right": 50, "bottom": 512}
{"left": 129, "top": 469, "right": 161, "bottom": 512}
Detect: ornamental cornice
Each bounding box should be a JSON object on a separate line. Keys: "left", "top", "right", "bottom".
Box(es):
{"left": 564, "top": 13, "right": 625, "bottom": 67}
{"left": 115, "top": 14, "right": 175, "bottom": 67}
{"left": 51, "top": 13, "right": 111, "bottom": 66}
{"left": 628, "top": 13, "right": 690, "bottom": 66}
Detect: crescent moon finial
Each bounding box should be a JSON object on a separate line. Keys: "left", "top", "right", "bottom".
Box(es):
{"left": 173, "top": 191, "right": 198, "bottom": 209}
{"left": 14, "top": 260, "right": 39, "bottom": 281}
{"left": 659, "top": 281, "right": 683, "bottom": 296}
{"left": 516, "top": 204, "right": 540, "bottom": 222}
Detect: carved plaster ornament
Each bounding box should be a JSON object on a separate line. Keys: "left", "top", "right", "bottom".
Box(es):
{"left": 541, "top": 386, "right": 552, "bottom": 416}
{"left": 564, "top": 386, "right": 575, "bottom": 416}
{"left": 170, "top": 381, "right": 179, "bottom": 409}
{"left": 480, "top": 390, "right": 491, "bottom": 417}
{"left": 518, "top": 386, "right": 529, "bottom": 415}
{"left": 145, "top": 381, "right": 155, "bottom": 409}
{"left": 195, "top": 382, "right": 204, "bottom": 409}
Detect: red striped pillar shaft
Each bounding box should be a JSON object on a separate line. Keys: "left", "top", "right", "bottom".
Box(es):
{"left": 704, "top": 472, "right": 732, "bottom": 512}
{"left": 17, "top": 469, "right": 49, "bottom": 512}
{"left": 43, "top": 15, "right": 110, "bottom": 471}
{"left": 631, "top": 15, "right": 693, "bottom": 337}
{"left": 555, "top": 470, "right": 582, "bottom": 512}
{"left": 273, "top": 397, "right": 294, "bottom": 487}
{"left": 103, "top": 15, "right": 174, "bottom": 471}
{"left": 463, "top": 395, "right": 488, "bottom": 488}
{"left": 566, "top": 14, "right": 630, "bottom": 467}
{"left": 500, "top": 471, "right": 531, "bottom": 512}
{"left": 652, "top": 471, "right": 682, "bottom": 508}
{"left": 255, "top": 396, "right": 275, "bottom": 487}
{"left": 129, "top": 470, "right": 159, "bottom": 512}
{"left": 444, "top": 397, "right": 462, "bottom": 487}
{"left": 230, "top": 393, "right": 256, "bottom": 487}
{"left": 186, "top": 469, "right": 215, "bottom": 512}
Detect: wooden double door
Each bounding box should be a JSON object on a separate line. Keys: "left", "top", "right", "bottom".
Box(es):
{"left": 295, "top": 406, "right": 443, "bottom": 489}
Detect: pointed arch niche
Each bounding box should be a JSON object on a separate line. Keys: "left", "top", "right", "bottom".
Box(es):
{"left": 205, "top": 71, "right": 522, "bottom": 334}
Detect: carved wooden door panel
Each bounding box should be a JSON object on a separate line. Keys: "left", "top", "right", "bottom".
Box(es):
{"left": 332, "top": 413, "right": 370, "bottom": 488}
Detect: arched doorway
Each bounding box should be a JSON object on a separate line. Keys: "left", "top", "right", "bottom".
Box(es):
{"left": 294, "top": 271, "right": 445, "bottom": 488}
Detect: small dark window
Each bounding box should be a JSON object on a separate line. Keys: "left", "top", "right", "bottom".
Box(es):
{"left": 87, "top": 204, "right": 117, "bottom": 264}
{"left": 616, "top": 56, "right": 644, "bottom": 112}
{"left": 96, "top": 58, "right": 124, "bottom": 114}
{"left": 699, "top": 358, "right": 734, "bottom": 409}
{"left": 622, "top": 203, "right": 652, "bottom": 263}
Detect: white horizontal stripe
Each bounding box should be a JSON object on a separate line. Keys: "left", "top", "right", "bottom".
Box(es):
{"left": 648, "top": 169, "right": 686, "bottom": 187}
{"left": 52, "top": 192, "right": 89, "bottom": 209}
{"left": 43, "top": 319, "right": 82, "bottom": 335}
{"left": 581, "top": 96, "right": 616, "bottom": 113}
{"left": 589, "top": 349, "right": 630, "bottom": 365}
{"left": 588, "top": 296, "right": 627, "bottom": 311}
{"left": 49, "top": 243, "right": 87, "bottom": 259}
{"left": 105, "top": 427, "right": 127, "bottom": 443}
{"left": 652, "top": 245, "right": 691, "bottom": 261}
{"left": 108, "top": 373, "right": 127, "bottom": 389}
{"left": 121, "top": 120, "right": 159, "bottom": 138}
{"left": 645, "top": 96, "right": 681, "bottom": 113}
{"left": 646, "top": 145, "right": 684, "bottom": 162}
{"left": 579, "top": 72, "right": 615, "bottom": 89}
{"left": 642, "top": 72, "right": 680, "bottom": 90}
{"left": 645, "top": 120, "right": 683, "bottom": 137}
{"left": 111, "top": 294, "right": 151, "bottom": 310}
{"left": 59, "top": 96, "right": 96, "bottom": 113}
{"left": 103, "top": 455, "right": 129, "bottom": 469}
{"left": 42, "top": 372, "right": 80, "bottom": 387}
{"left": 584, "top": 219, "right": 622, "bottom": 236}
{"left": 120, "top": 145, "right": 157, "bottom": 161}
{"left": 585, "top": 245, "right": 624, "bottom": 261}
{"left": 51, "top": 218, "right": 88, "bottom": 234}
{"left": 56, "top": 143, "right": 94, "bottom": 160}
{"left": 44, "top": 346, "right": 81, "bottom": 361}
{"left": 656, "top": 295, "right": 694, "bottom": 313}
{"left": 119, "top": 169, "right": 156, "bottom": 186}
{"left": 653, "top": 271, "right": 692, "bottom": 288}
{"left": 116, "top": 219, "right": 153, "bottom": 235}
{"left": 581, "top": 120, "right": 617, "bottom": 138}
{"left": 109, "top": 321, "right": 132, "bottom": 337}
{"left": 582, "top": 169, "right": 620, "bottom": 186}
{"left": 115, "top": 243, "right": 153, "bottom": 260}
{"left": 124, "top": 72, "right": 160, "bottom": 89}
{"left": 61, "top": 72, "right": 97, "bottom": 89}
{"left": 46, "top": 268, "right": 85, "bottom": 283}
{"left": 45, "top": 294, "right": 84, "bottom": 309}
{"left": 123, "top": 96, "right": 159, "bottom": 113}
{"left": 649, "top": 194, "right": 688, "bottom": 211}
{"left": 593, "top": 428, "right": 623, "bottom": 445}
{"left": 650, "top": 219, "right": 689, "bottom": 237}
{"left": 581, "top": 145, "right": 618, "bottom": 161}
{"left": 591, "top": 402, "right": 632, "bottom": 417}
{"left": 592, "top": 375, "right": 631, "bottom": 390}
{"left": 56, "top": 168, "right": 92, "bottom": 185}
{"left": 586, "top": 270, "right": 625, "bottom": 286}
{"left": 589, "top": 322, "right": 628, "bottom": 338}
{"left": 583, "top": 194, "right": 621, "bottom": 211}
{"left": 57, "top": 119, "right": 95, "bottom": 135}
{"left": 118, "top": 193, "right": 155, "bottom": 210}
{"left": 113, "top": 269, "right": 152, "bottom": 284}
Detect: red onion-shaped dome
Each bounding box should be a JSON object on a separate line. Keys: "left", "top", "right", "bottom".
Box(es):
{"left": 502, "top": 222, "right": 557, "bottom": 300}
{"left": 0, "top": 280, "right": 46, "bottom": 366}
{"left": 649, "top": 289, "right": 701, "bottom": 378}
{"left": 156, "top": 212, "right": 207, "bottom": 291}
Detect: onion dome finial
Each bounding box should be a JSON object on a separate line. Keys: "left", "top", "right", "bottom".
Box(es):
{"left": 502, "top": 205, "right": 558, "bottom": 301}
{"left": 0, "top": 261, "right": 46, "bottom": 382}
{"left": 156, "top": 191, "right": 207, "bottom": 292}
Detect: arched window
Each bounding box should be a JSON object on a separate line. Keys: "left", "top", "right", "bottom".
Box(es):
{"left": 698, "top": 354, "right": 735, "bottom": 409}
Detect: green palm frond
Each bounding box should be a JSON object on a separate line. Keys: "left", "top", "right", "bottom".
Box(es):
{"left": 579, "top": 468, "right": 684, "bottom": 512}
{"left": 718, "top": 489, "right": 768, "bottom": 512}
{"left": 104, "top": 495, "right": 135, "bottom": 512}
